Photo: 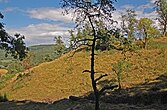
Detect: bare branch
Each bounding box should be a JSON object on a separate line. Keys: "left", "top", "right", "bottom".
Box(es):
{"left": 99, "top": 85, "right": 118, "bottom": 95}
{"left": 82, "top": 69, "right": 91, "bottom": 73}
{"left": 95, "top": 74, "right": 108, "bottom": 82}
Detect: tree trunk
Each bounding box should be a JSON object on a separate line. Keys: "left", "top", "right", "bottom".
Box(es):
{"left": 163, "top": 24, "right": 167, "bottom": 36}
{"left": 89, "top": 16, "right": 100, "bottom": 110}
{"left": 118, "top": 75, "right": 122, "bottom": 89}
{"left": 144, "top": 28, "right": 148, "bottom": 49}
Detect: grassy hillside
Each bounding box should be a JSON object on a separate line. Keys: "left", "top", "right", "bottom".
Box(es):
{"left": 0, "top": 37, "right": 167, "bottom": 104}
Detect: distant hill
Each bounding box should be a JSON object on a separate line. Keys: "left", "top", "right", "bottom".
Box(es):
{"left": 28, "top": 44, "right": 58, "bottom": 66}
{"left": 0, "top": 44, "right": 57, "bottom": 70}
{"left": 0, "top": 37, "right": 167, "bottom": 103}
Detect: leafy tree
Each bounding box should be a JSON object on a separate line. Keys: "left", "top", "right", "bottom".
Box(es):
{"left": 68, "top": 23, "right": 93, "bottom": 49}
{"left": 137, "top": 18, "right": 160, "bottom": 49}
{"left": 0, "top": 12, "right": 28, "bottom": 60}
{"left": 112, "top": 59, "right": 130, "bottom": 89}
{"left": 95, "top": 20, "right": 112, "bottom": 50}
{"left": 154, "top": 0, "right": 167, "bottom": 36}
{"left": 69, "top": 21, "right": 113, "bottom": 51}
{"left": 61, "top": 0, "right": 118, "bottom": 110}
{"left": 54, "top": 36, "right": 66, "bottom": 56}
{"left": 118, "top": 9, "right": 137, "bottom": 55}
{"left": 120, "top": 9, "right": 137, "bottom": 39}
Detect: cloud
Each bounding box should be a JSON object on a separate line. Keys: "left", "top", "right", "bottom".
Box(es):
{"left": 27, "top": 8, "right": 74, "bottom": 23}
{"left": 2, "top": 7, "right": 22, "bottom": 13}
{"left": 120, "top": 5, "right": 135, "bottom": 9}
{"left": 5, "top": 2, "right": 159, "bottom": 46}
{"left": 112, "top": 3, "right": 159, "bottom": 29}
{"left": 150, "top": 0, "right": 158, "bottom": 4}
{"left": 7, "top": 23, "right": 71, "bottom": 46}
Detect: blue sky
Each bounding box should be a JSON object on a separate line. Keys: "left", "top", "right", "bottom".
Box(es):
{"left": 0, "top": 0, "right": 157, "bottom": 46}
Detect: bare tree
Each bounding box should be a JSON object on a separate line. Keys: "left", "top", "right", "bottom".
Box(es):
{"left": 61, "top": 0, "right": 118, "bottom": 110}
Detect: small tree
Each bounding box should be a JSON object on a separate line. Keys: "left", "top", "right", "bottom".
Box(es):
{"left": 154, "top": 0, "right": 167, "bottom": 36}
{"left": 21, "top": 53, "right": 33, "bottom": 74}
{"left": 54, "top": 36, "right": 66, "bottom": 56}
{"left": 112, "top": 59, "right": 130, "bottom": 89}
{"left": 61, "top": 0, "right": 118, "bottom": 110}
{"left": 138, "top": 18, "right": 160, "bottom": 49}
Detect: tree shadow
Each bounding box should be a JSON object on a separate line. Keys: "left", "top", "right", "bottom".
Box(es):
{"left": 0, "top": 98, "right": 81, "bottom": 110}
{"left": 0, "top": 74, "right": 167, "bottom": 110}
{"left": 99, "top": 73, "right": 167, "bottom": 105}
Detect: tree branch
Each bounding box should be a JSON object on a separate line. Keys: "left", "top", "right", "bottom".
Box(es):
{"left": 99, "top": 85, "right": 118, "bottom": 95}
{"left": 95, "top": 74, "right": 108, "bottom": 82}
{"left": 82, "top": 69, "right": 91, "bottom": 73}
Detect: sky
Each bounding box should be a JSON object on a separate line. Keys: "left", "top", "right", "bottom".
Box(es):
{"left": 0, "top": 0, "right": 158, "bottom": 46}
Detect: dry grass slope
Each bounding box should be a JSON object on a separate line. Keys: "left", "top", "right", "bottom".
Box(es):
{"left": 0, "top": 37, "right": 167, "bottom": 104}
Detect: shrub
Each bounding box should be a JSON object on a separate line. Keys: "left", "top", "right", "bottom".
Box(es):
{"left": 0, "top": 93, "right": 8, "bottom": 102}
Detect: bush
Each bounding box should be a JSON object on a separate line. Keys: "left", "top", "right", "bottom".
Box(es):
{"left": 0, "top": 93, "right": 8, "bottom": 102}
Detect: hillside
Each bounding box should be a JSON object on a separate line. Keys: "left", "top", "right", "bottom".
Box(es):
{"left": 0, "top": 37, "right": 167, "bottom": 109}
{"left": 0, "top": 37, "right": 167, "bottom": 100}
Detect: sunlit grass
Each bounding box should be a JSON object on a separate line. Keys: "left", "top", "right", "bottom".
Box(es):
{"left": 0, "top": 37, "right": 166, "bottom": 103}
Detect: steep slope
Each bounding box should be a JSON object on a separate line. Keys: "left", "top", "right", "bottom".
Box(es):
{"left": 0, "top": 38, "right": 167, "bottom": 103}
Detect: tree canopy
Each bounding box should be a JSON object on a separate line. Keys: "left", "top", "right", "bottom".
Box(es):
{"left": 155, "top": 0, "right": 167, "bottom": 36}
{"left": 0, "top": 12, "right": 28, "bottom": 60}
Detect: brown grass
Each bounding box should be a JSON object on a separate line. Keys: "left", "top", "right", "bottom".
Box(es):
{"left": 154, "top": 36, "right": 167, "bottom": 42}
{"left": 0, "top": 38, "right": 167, "bottom": 103}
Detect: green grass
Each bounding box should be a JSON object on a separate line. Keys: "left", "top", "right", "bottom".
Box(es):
{"left": 149, "top": 41, "right": 167, "bottom": 49}
{"left": 27, "top": 44, "right": 58, "bottom": 66}
{"left": 0, "top": 73, "right": 15, "bottom": 89}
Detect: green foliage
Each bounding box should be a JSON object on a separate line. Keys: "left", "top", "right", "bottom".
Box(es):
{"left": 7, "top": 61, "right": 24, "bottom": 74}
{"left": 0, "top": 73, "right": 15, "bottom": 89}
{"left": 112, "top": 60, "right": 130, "bottom": 89}
{"left": 120, "top": 9, "right": 137, "bottom": 39}
{"left": 155, "top": 0, "right": 167, "bottom": 36}
{"left": 29, "top": 44, "right": 58, "bottom": 65}
{"left": 54, "top": 36, "right": 66, "bottom": 56}
{"left": 137, "top": 18, "right": 160, "bottom": 49}
{"left": 0, "top": 13, "right": 28, "bottom": 60}
{"left": 68, "top": 24, "right": 93, "bottom": 50}
{"left": 149, "top": 40, "right": 167, "bottom": 49}
{"left": 0, "top": 44, "right": 59, "bottom": 74}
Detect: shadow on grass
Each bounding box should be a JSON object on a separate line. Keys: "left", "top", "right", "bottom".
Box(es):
{"left": 99, "top": 73, "right": 167, "bottom": 105}
{"left": 0, "top": 98, "right": 81, "bottom": 110}
{"left": 0, "top": 73, "right": 167, "bottom": 110}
